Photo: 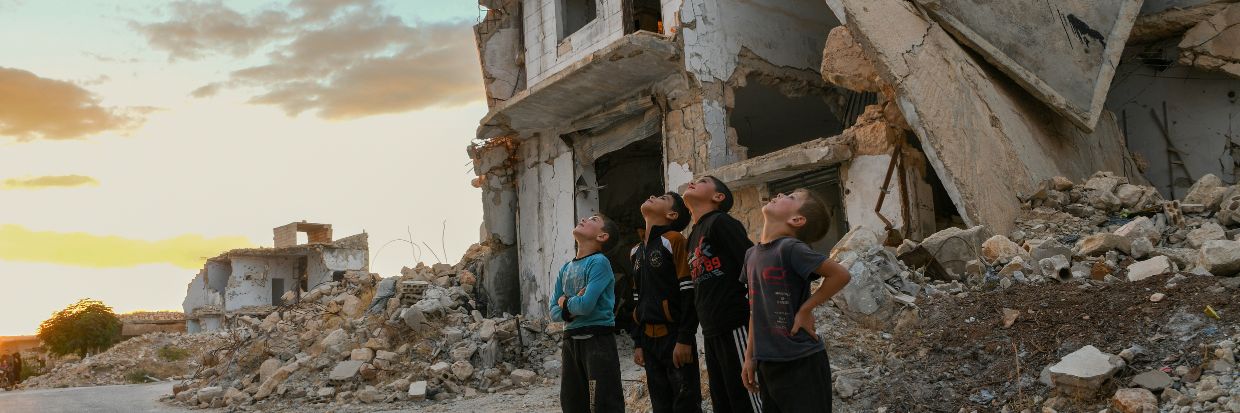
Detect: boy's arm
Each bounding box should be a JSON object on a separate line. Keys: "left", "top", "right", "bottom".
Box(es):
{"left": 670, "top": 233, "right": 699, "bottom": 345}
{"left": 790, "top": 259, "right": 851, "bottom": 338}
{"left": 629, "top": 247, "right": 643, "bottom": 347}
{"left": 717, "top": 217, "right": 755, "bottom": 277}
{"left": 548, "top": 264, "right": 567, "bottom": 322}
{"left": 741, "top": 306, "right": 758, "bottom": 393}
{"left": 566, "top": 259, "right": 615, "bottom": 315}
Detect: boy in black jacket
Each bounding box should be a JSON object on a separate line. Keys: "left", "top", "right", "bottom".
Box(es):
{"left": 630, "top": 192, "right": 701, "bottom": 413}
{"left": 682, "top": 176, "right": 760, "bottom": 413}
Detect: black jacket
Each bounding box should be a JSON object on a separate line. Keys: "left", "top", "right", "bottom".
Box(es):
{"left": 687, "top": 210, "right": 754, "bottom": 337}
{"left": 630, "top": 226, "right": 697, "bottom": 345}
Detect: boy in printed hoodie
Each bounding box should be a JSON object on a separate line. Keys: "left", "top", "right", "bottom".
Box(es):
{"left": 550, "top": 214, "right": 624, "bottom": 413}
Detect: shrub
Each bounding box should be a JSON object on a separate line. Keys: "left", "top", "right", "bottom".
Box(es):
{"left": 157, "top": 346, "right": 190, "bottom": 362}
{"left": 37, "top": 299, "right": 122, "bottom": 357}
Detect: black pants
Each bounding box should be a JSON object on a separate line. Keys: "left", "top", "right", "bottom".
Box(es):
{"left": 757, "top": 350, "right": 832, "bottom": 413}
{"left": 703, "top": 326, "right": 762, "bottom": 413}
{"left": 561, "top": 332, "right": 624, "bottom": 413}
{"left": 641, "top": 333, "right": 703, "bottom": 413}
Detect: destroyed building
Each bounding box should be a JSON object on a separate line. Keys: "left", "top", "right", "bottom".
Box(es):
{"left": 182, "top": 222, "right": 369, "bottom": 333}
{"left": 467, "top": 0, "right": 1240, "bottom": 318}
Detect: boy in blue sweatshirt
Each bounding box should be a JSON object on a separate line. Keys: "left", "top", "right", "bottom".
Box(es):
{"left": 741, "top": 189, "right": 851, "bottom": 413}
{"left": 549, "top": 214, "right": 624, "bottom": 413}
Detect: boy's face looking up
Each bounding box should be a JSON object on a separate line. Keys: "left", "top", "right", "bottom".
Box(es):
{"left": 762, "top": 189, "right": 810, "bottom": 228}
{"left": 640, "top": 194, "right": 677, "bottom": 220}
{"left": 683, "top": 176, "right": 726, "bottom": 207}
{"left": 573, "top": 215, "right": 612, "bottom": 246}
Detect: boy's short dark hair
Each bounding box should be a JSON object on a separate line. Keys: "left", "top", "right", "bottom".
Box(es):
{"left": 794, "top": 188, "right": 830, "bottom": 243}
{"left": 598, "top": 214, "right": 620, "bottom": 252}
{"left": 666, "top": 192, "right": 691, "bottom": 232}
{"left": 705, "top": 175, "right": 734, "bottom": 213}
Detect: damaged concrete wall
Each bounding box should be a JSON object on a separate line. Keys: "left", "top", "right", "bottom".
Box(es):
{"left": 523, "top": 0, "right": 626, "bottom": 87}
{"left": 471, "top": 139, "right": 522, "bottom": 316}
{"left": 839, "top": 0, "right": 1145, "bottom": 235}
{"left": 476, "top": 0, "right": 526, "bottom": 106}
{"left": 676, "top": 0, "right": 839, "bottom": 170}
{"left": 515, "top": 132, "right": 577, "bottom": 317}
{"left": 1107, "top": 38, "right": 1240, "bottom": 196}
{"left": 224, "top": 256, "right": 300, "bottom": 311}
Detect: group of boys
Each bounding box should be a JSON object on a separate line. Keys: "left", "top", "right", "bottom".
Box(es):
{"left": 549, "top": 176, "right": 852, "bottom": 413}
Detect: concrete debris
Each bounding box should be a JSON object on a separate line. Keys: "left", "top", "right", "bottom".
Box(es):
{"left": 1111, "top": 387, "right": 1159, "bottom": 413}
{"left": 820, "top": 26, "right": 881, "bottom": 93}
{"left": 918, "top": 226, "right": 993, "bottom": 277}
{"left": 1179, "top": 4, "right": 1240, "bottom": 79}
{"left": 160, "top": 244, "right": 560, "bottom": 410}
{"left": 1047, "top": 345, "right": 1125, "bottom": 397}
{"left": 1188, "top": 222, "right": 1227, "bottom": 249}
{"left": 1183, "top": 174, "right": 1230, "bottom": 210}
{"left": 1130, "top": 369, "right": 1172, "bottom": 391}
{"left": 1126, "top": 256, "right": 1177, "bottom": 282}
{"left": 1199, "top": 239, "right": 1240, "bottom": 276}
{"left": 980, "top": 235, "right": 1025, "bottom": 265}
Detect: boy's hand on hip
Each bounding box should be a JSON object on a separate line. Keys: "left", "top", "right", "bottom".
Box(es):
{"left": 633, "top": 348, "right": 644, "bottom": 367}
{"left": 576, "top": 287, "right": 585, "bottom": 296}
{"left": 672, "top": 343, "right": 693, "bottom": 368}
{"left": 557, "top": 295, "right": 568, "bottom": 310}
{"left": 791, "top": 307, "right": 818, "bottom": 341}
{"left": 741, "top": 358, "right": 759, "bottom": 393}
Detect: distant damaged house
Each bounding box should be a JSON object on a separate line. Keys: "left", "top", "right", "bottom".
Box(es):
{"left": 182, "top": 222, "right": 368, "bottom": 333}
{"left": 467, "top": 0, "right": 1240, "bottom": 317}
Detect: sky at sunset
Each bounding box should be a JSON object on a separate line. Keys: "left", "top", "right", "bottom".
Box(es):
{"left": 0, "top": 0, "right": 488, "bottom": 335}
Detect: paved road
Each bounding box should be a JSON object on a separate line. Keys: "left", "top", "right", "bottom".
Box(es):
{"left": 0, "top": 382, "right": 195, "bottom": 413}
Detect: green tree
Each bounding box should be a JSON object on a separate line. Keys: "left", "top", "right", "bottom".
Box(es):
{"left": 37, "top": 299, "right": 122, "bottom": 357}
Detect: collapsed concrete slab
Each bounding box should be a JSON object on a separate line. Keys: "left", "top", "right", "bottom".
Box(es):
{"left": 1179, "top": 3, "right": 1240, "bottom": 79}
{"left": 839, "top": 0, "right": 1145, "bottom": 235}
{"left": 914, "top": 0, "right": 1143, "bottom": 131}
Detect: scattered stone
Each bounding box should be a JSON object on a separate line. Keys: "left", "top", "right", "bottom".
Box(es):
{"left": 1078, "top": 233, "right": 1131, "bottom": 257}
{"left": 1111, "top": 387, "right": 1158, "bottom": 413}
{"left": 351, "top": 347, "right": 375, "bottom": 362}
{"left": 510, "top": 369, "right": 536, "bottom": 385}
{"left": 356, "top": 386, "right": 383, "bottom": 403}
{"left": 451, "top": 360, "right": 474, "bottom": 381}
{"left": 328, "top": 360, "right": 365, "bottom": 381}
{"left": 1126, "top": 256, "right": 1177, "bottom": 282}
{"left": 429, "top": 361, "right": 451, "bottom": 377}
{"left": 196, "top": 386, "right": 224, "bottom": 403}
{"left": 408, "top": 381, "right": 428, "bottom": 401}
{"left": 1047, "top": 345, "right": 1125, "bottom": 397}
{"left": 1183, "top": 174, "right": 1228, "bottom": 210}
{"left": 1149, "top": 293, "right": 1166, "bottom": 302}
{"left": 1129, "top": 237, "right": 1153, "bottom": 259}
{"left": 981, "top": 235, "right": 1025, "bottom": 265}
{"left": 1130, "top": 369, "right": 1172, "bottom": 391}
{"left": 1188, "top": 222, "right": 1227, "bottom": 249}
{"left": 1200, "top": 239, "right": 1240, "bottom": 276}
{"left": 1001, "top": 308, "right": 1020, "bottom": 328}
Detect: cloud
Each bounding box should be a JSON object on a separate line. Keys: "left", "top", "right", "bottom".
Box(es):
{"left": 0, "top": 225, "right": 253, "bottom": 269}
{"left": 0, "top": 67, "right": 144, "bottom": 141}
{"left": 133, "top": 0, "right": 483, "bottom": 119}
{"left": 2, "top": 175, "right": 100, "bottom": 190}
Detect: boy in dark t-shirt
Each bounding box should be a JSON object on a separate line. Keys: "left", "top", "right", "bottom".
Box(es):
{"left": 682, "top": 176, "right": 760, "bottom": 413}
{"left": 740, "top": 189, "right": 852, "bottom": 413}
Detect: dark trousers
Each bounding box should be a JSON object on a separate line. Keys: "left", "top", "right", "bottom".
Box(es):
{"left": 561, "top": 332, "right": 624, "bottom": 413}
{"left": 703, "top": 326, "right": 762, "bottom": 413}
{"left": 757, "top": 350, "right": 832, "bottom": 413}
{"left": 641, "top": 332, "right": 703, "bottom": 413}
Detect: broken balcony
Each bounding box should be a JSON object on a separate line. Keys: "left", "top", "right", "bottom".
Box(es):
{"left": 476, "top": 31, "right": 680, "bottom": 140}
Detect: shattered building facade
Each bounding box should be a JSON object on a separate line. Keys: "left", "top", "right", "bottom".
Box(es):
{"left": 182, "top": 222, "right": 369, "bottom": 333}
{"left": 468, "top": 0, "right": 1240, "bottom": 317}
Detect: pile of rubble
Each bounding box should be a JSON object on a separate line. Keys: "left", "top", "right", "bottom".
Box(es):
{"left": 805, "top": 171, "right": 1240, "bottom": 412}
{"left": 21, "top": 332, "right": 224, "bottom": 389}
{"left": 165, "top": 244, "right": 565, "bottom": 411}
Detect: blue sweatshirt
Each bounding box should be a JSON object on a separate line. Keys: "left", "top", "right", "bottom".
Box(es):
{"left": 549, "top": 252, "right": 616, "bottom": 333}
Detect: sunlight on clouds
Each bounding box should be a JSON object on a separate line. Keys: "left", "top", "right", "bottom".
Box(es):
{"left": 1, "top": 174, "right": 99, "bottom": 190}
{"left": 0, "top": 224, "right": 252, "bottom": 269}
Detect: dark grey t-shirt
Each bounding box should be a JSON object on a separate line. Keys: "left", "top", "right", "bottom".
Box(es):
{"left": 745, "top": 237, "right": 829, "bottom": 362}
